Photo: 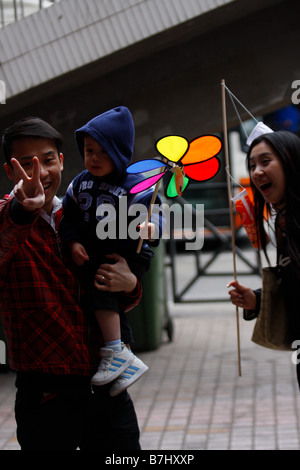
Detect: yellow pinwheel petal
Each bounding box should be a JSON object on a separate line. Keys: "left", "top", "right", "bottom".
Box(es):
{"left": 156, "top": 135, "right": 188, "bottom": 162}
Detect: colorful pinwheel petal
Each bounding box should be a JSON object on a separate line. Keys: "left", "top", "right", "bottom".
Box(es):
{"left": 127, "top": 134, "right": 222, "bottom": 197}
{"left": 127, "top": 159, "right": 167, "bottom": 174}
{"left": 156, "top": 135, "right": 189, "bottom": 162}
{"left": 129, "top": 172, "right": 165, "bottom": 194}
{"left": 166, "top": 170, "right": 189, "bottom": 198}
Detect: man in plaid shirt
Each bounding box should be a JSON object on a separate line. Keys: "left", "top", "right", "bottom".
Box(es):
{"left": 0, "top": 117, "right": 142, "bottom": 450}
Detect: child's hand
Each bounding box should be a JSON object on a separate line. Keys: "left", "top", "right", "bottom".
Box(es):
{"left": 69, "top": 241, "right": 89, "bottom": 265}
{"left": 227, "top": 280, "right": 257, "bottom": 310}
{"left": 139, "top": 221, "right": 156, "bottom": 240}
{"left": 11, "top": 157, "right": 45, "bottom": 211}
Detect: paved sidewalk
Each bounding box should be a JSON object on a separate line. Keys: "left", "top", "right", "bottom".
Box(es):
{"left": 132, "top": 307, "right": 300, "bottom": 450}
{"left": 1, "top": 306, "right": 299, "bottom": 450}
{"left": 1, "top": 249, "right": 299, "bottom": 450}
{"left": 0, "top": 371, "right": 18, "bottom": 450}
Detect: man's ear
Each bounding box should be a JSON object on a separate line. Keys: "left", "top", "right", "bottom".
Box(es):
{"left": 4, "top": 163, "right": 14, "bottom": 181}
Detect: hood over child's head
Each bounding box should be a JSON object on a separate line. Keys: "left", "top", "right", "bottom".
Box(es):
{"left": 75, "top": 106, "right": 135, "bottom": 177}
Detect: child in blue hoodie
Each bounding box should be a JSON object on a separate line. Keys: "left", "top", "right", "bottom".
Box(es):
{"left": 61, "top": 107, "right": 164, "bottom": 397}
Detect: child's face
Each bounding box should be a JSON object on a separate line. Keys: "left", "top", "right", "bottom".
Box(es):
{"left": 83, "top": 136, "right": 115, "bottom": 178}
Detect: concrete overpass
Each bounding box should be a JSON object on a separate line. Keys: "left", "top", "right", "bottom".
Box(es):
{"left": 0, "top": 0, "right": 299, "bottom": 196}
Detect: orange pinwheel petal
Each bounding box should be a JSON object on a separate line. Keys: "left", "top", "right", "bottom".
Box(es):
{"left": 181, "top": 135, "right": 222, "bottom": 165}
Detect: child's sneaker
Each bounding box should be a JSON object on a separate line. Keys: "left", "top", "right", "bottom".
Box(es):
{"left": 91, "top": 343, "right": 134, "bottom": 386}
{"left": 109, "top": 355, "right": 149, "bottom": 397}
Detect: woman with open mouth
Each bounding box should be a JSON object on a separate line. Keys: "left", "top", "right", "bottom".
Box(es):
{"left": 228, "top": 129, "right": 300, "bottom": 388}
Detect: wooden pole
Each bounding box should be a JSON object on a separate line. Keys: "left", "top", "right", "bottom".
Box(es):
{"left": 136, "top": 179, "right": 161, "bottom": 254}
{"left": 221, "top": 79, "right": 242, "bottom": 377}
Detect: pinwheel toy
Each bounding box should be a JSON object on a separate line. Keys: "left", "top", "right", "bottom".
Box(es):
{"left": 126, "top": 134, "right": 222, "bottom": 198}
{"left": 127, "top": 134, "right": 222, "bottom": 253}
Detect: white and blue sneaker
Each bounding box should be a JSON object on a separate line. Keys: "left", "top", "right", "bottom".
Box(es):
{"left": 91, "top": 343, "right": 134, "bottom": 386}
{"left": 109, "top": 355, "right": 149, "bottom": 397}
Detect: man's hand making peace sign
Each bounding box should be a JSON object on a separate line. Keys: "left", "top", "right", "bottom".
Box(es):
{"left": 10, "top": 157, "right": 45, "bottom": 212}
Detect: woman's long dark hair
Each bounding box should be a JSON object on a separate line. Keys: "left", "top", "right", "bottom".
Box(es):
{"left": 246, "top": 130, "right": 300, "bottom": 267}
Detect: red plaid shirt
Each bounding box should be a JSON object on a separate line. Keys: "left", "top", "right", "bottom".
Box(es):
{"left": 0, "top": 196, "right": 141, "bottom": 376}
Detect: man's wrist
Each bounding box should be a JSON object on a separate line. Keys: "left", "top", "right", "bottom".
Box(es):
{"left": 122, "top": 273, "right": 138, "bottom": 294}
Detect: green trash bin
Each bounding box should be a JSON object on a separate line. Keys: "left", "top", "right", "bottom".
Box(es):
{"left": 127, "top": 240, "right": 173, "bottom": 351}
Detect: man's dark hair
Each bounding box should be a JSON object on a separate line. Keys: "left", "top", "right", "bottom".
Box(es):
{"left": 2, "top": 116, "right": 63, "bottom": 163}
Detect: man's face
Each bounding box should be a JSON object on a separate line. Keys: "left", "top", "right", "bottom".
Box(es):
{"left": 4, "top": 137, "right": 64, "bottom": 214}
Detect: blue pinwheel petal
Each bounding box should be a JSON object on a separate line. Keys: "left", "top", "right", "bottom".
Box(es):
{"left": 127, "top": 159, "right": 167, "bottom": 174}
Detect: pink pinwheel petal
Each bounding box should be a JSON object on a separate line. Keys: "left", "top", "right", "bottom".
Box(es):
{"left": 130, "top": 173, "right": 165, "bottom": 194}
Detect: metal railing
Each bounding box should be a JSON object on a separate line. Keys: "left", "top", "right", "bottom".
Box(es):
{"left": 0, "top": 0, "right": 59, "bottom": 28}
{"left": 165, "top": 183, "right": 262, "bottom": 303}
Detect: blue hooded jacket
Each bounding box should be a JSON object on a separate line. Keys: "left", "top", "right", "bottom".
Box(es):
{"left": 61, "top": 107, "right": 165, "bottom": 259}
{"left": 75, "top": 106, "right": 134, "bottom": 179}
